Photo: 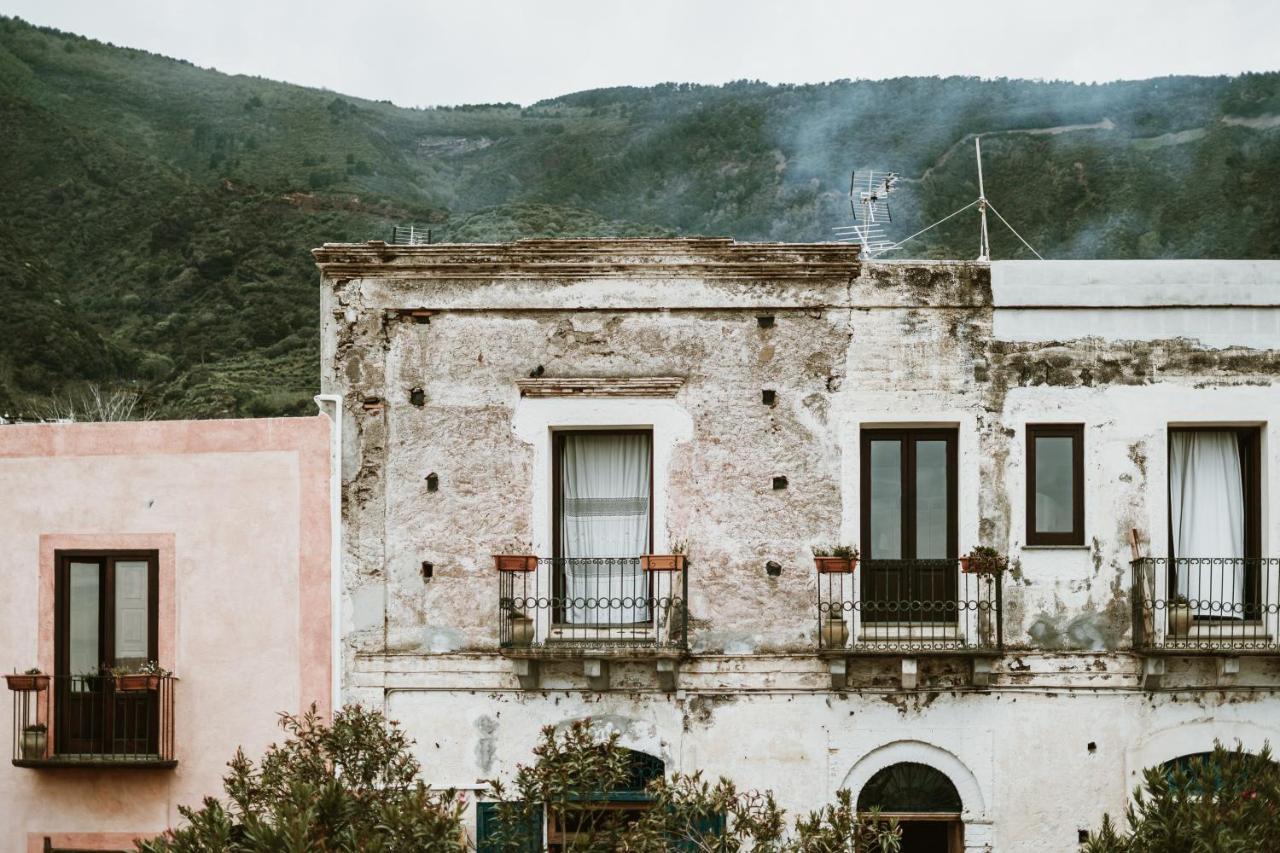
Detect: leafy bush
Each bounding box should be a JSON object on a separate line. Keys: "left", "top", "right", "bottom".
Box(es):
{"left": 1084, "top": 741, "right": 1280, "bottom": 852}
{"left": 139, "top": 705, "right": 466, "bottom": 852}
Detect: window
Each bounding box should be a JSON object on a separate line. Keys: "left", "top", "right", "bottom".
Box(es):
{"left": 1167, "top": 426, "right": 1262, "bottom": 618}
{"left": 552, "top": 430, "right": 653, "bottom": 626}
{"left": 54, "top": 551, "right": 159, "bottom": 757}
{"left": 859, "top": 429, "right": 958, "bottom": 622}
{"left": 1026, "top": 424, "right": 1084, "bottom": 545}
{"left": 857, "top": 762, "right": 965, "bottom": 853}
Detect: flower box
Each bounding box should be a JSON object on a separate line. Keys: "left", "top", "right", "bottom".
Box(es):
{"left": 640, "top": 554, "right": 686, "bottom": 572}
{"left": 5, "top": 673, "right": 49, "bottom": 692}
{"left": 493, "top": 555, "right": 539, "bottom": 572}
{"left": 114, "top": 673, "right": 162, "bottom": 693}
{"left": 814, "top": 557, "right": 858, "bottom": 574}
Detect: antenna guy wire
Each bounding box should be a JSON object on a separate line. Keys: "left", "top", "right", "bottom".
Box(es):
{"left": 985, "top": 201, "right": 1045, "bottom": 260}
{"left": 886, "top": 199, "right": 980, "bottom": 252}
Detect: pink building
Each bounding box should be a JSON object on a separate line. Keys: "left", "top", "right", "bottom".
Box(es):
{"left": 0, "top": 415, "right": 336, "bottom": 852}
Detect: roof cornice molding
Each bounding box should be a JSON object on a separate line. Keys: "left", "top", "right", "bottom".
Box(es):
{"left": 313, "top": 238, "right": 860, "bottom": 280}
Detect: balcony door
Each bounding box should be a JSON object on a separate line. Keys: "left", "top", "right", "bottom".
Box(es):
{"left": 54, "top": 552, "right": 159, "bottom": 756}
{"left": 553, "top": 430, "right": 653, "bottom": 626}
{"left": 860, "top": 429, "right": 958, "bottom": 623}
{"left": 1168, "top": 427, "right": 1261, "bottom": 619}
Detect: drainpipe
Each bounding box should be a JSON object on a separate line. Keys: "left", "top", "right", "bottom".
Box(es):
{"left": 314, "top": 394, "right": 343, "bottom": 716}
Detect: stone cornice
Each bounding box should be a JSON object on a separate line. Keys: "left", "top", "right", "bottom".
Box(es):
{"left": 312, "top": 238, "right": 860, "bottom": 280}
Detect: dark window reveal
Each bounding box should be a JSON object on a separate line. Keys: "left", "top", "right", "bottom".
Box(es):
{"left": 1026, "top": 424, "right": 1085, "bottom": 546}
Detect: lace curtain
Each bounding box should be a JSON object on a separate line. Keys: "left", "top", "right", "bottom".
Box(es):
{"left": 1169, "top": 431, "right": 1245, "bottom": 616}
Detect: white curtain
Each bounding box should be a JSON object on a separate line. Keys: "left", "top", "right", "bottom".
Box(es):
{"left": 1169, "top": 431, "right": 1245, "bottom": 617}
{"left": 560, "top": 433, "right": 651, "bottom": 624}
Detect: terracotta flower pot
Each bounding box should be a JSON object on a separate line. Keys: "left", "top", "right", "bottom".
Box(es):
{"left": 821, "top": 614, "right": 849, "bottom": 649}
{"left": 114, "top": 673, "right": 161, "bottom": 693}
{"left": 1167, "top": 603, "right": 1193, "bottom": 637}
{"left": 814, "top": 557, "right": 857, "bottom": 574}
{"left": 5, "top": 674, "right": 49, "bottom": 692}
{"left": 493, "top": 555, "right": 538, "bottom": 572}
{"left": 640, "top": 554, "right": 686, "bottom": 572}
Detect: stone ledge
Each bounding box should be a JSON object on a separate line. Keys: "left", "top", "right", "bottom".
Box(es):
{"left": 516, "top": 376, "right": 685, "bottom": 398}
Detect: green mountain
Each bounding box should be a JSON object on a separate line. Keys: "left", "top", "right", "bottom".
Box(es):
{"left": 2, "top": 15, "right": 1279, "bottom": 418}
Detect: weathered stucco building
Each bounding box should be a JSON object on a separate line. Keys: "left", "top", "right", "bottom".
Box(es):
{"left": 316, "top": 239, "right": 1280, "bottom": 852}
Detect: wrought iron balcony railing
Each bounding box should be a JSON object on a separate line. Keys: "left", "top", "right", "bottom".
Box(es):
{"left": 498, "top": 557, "right": 687, "bottom": 654}
{"left": 1132, "top": 557, "right": 1280, "bottom": 653}
{"left": 10, "top": 674, "right": 176, "bottom": 768}
{"left": 816, "top": 559, "right": 1003, "bottom": 653}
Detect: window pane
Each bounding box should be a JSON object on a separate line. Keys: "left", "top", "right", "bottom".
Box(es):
{"left": 68, "top": 562, "right": 100, "bottom": 677}
{"left": 114, "top": 560, "right": 151, "bottom": 665}
{"left": 1034, "top": 436, "right": 1075, "bottom": 533}
{"left": 869, "top": 440, "right": 902, "bottom": 559}
{"left": 915, "top": 440, "right": 948, "bottom": 559}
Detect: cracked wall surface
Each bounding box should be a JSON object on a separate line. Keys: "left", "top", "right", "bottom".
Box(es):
{"left": 318, "top": 240, "right": 1280, "bottom": 851}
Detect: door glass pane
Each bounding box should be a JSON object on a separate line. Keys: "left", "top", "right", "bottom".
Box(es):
{"left": 114, "top": 561, "right": 151, "bottom": 666}
{"left": 915, "top": 440, "right": 949, "bottom": 559}
{"left": 1034, "top": 436, "right": 1075, "bottom": 533}
{"left": 68, "top": 561, "right": 100, "bottom": 678}
{"left": 869, "top": 440, "right": 902, "bottom": 559}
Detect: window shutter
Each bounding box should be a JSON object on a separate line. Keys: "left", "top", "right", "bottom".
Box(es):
{"left": 476, "top": 801, "right": 543, "bottom": 852}
{"left": 676, "top": 810, "right": 726, "bottom": 851}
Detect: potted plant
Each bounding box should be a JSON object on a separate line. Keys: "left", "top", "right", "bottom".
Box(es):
{"left": 506, "top": 606, "right": 535, "bottom": 647}
{"left": 492, "top": 543, "right": 538, "bottom": 572}
{"left": 109, "top": 660, "right": 170, "bottom": 693}
{"left": 21, "top": 723, "right": 47, "bottom": 760}
{"left": 820, "top": 607, "right": 849, "bottom": 649}
{"left": 960, "top": 546, "right": 1008, "bottom": 574}
{"left": 1167, "top": 594, "right": 1193, "bottom": 637}
{"left": 5, "top": 668, "right": 50, "bottom": 692}
{"left": 641, "top": 540, "right": 687, "bottom": 572}
{"left": 813, "top": 545, "right": 858, "bottom": 574}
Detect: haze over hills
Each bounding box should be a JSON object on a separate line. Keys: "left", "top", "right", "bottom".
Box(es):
{"left": 2, "top": 16, "right": 1279, "bottom": 418}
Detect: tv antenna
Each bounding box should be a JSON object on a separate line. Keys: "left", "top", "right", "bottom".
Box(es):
{"left": 832, "top": 170, "right": 900, "bottom": 258}
{"left": 834, "top": 139, "right": 1043, "bottom": 261}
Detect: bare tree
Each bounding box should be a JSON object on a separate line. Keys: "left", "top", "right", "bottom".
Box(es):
{"left": 43, "top": 384, "right": 154, "bottom": 423}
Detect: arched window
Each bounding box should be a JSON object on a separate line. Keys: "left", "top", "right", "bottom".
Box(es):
{"left": 857, "top": 761, "right": 964, "bottom": 814}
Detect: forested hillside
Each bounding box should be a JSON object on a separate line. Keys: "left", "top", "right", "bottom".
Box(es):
{"left": 2, "top": 15, "right": 1279, "bottom": 417}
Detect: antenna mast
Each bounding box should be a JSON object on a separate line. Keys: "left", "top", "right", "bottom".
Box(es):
{"left": 975, "top": 137, "right": 990, "bottom": 262}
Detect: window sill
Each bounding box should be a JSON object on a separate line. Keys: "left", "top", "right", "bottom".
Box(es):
{"left": 1021, "top": 545, "right": 1090, "bottom": 551}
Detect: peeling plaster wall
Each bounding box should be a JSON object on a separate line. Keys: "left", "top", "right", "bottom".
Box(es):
{"left": 318, "top": 242, "right": 1280, "bottom": 850}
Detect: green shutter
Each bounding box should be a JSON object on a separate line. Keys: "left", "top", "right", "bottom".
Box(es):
{"left": 676, "top": 810, "right": 726, "bottom": 851}
{"left": 476, "top": 801, "right": 543, "bottom": 853}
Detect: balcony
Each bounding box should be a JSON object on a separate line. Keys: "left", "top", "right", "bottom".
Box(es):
{"left": 10, "top": 674, "right": 176, "bottom": 768}
{"left": 497, "top": 557, "right": 687, "bottom": 690}
{"left": 816, "top": 559, "right": 1003, "bottom": 688}
{"left": 1132, "top": 557, "right": 1280, "bottom": 655}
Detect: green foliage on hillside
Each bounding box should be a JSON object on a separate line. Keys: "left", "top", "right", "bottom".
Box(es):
{"left": 2, "top": 15, "right": 1279, "bottom": 417}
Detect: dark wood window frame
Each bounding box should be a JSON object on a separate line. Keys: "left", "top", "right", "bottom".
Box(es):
{"left": 53, "top": 550, "right": 160, "bottom": 757}
{"left": 1025, "top": 424, "right": 1085, "bottom": 546}
{"left": 859, "top": 428, "right": 959, "bottom": 561}
{"left": 55, "top": 550, "right": 160, "bottom": 677}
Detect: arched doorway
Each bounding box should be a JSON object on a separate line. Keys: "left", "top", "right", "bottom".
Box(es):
{"left": 857, "top": 762, "right": 964, "bottom": 853}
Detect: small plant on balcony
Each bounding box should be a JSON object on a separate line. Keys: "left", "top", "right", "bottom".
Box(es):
{"left": 813, "top": 545, "right": 858, "bottom": 573}
{"left": 1167, "top": 594, "right": 1193, "bottom": 637}
{"left": 505, "top": 605, "right": 535, "bottom": 647}
{"left": 108, "top": 660, "right": 171, "bottom": 693}
{"left": 21, "top": 722, "right": 47, "bottom": 760}
{"left": 5, "top": 667, "right": 49, "bottom": 692}
{"left": 642, "top": 540, "right": 688, "bottom": 572}
{"left": 961, "top": 545, "right": 1008, "bottom": 574}
{"left": 492, "top": 540, "right": 538, "bottom": 572}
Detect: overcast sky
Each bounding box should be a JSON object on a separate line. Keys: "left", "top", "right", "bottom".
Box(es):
{"left": 4, "top": 0, "right": 1278, "bottom": 107}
